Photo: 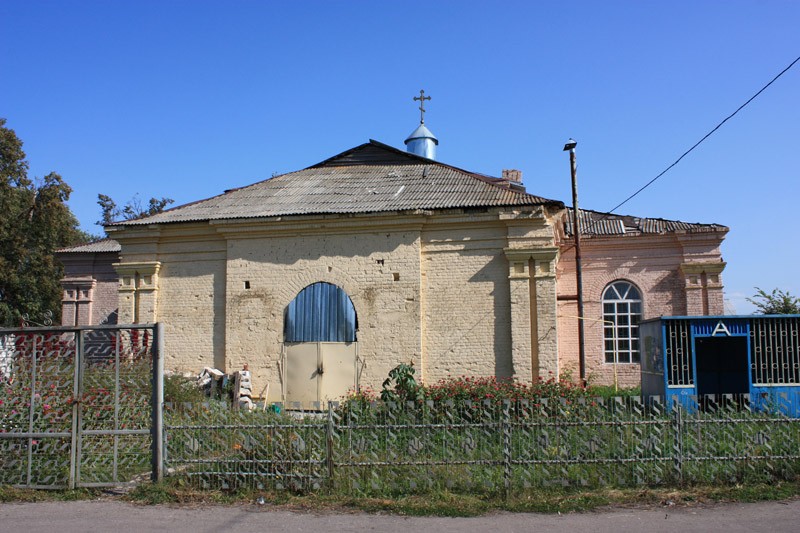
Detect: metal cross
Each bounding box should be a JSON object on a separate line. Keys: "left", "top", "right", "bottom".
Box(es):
{"left": 413, "top": 89, "right": 431, "bottom": 124}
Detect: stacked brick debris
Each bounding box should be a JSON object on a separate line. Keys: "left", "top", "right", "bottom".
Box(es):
{"left": 234, "top": 363, "right": 253, "bottom": 410}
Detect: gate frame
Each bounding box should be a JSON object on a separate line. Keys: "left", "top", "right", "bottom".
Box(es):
{"left": 0, "top": 323, "right": 164, "bottom": 489}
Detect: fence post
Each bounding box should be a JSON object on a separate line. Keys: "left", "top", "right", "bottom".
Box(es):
{"left": 502, "top": 400, "right": 511, "bottom": 498}
{"left": 151, "top": 323, "right": 165, "bottom": 483}
{"left": 28, "top": 334, "right": 39, "bottom": 489}
{"left": 326, "top": 403, "right": 335, "bottom": 488}
{"left": 671, "top": 398, "right": 683, "bottom": 484}
{"left": 68, "top": 331, "right": 83, "bottom": 490}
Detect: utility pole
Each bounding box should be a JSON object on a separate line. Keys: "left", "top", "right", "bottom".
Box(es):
{"left": 563, "top": 139, "right": 586, "bottom": 386}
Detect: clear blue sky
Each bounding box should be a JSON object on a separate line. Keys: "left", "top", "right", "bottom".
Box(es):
{"left": 2, "top": 1, "right": 798, "bottom": 314}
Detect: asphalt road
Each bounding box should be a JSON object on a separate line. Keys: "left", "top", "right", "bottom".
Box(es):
{"left": 1, "top": 499, "right": 798, "bottom": 532}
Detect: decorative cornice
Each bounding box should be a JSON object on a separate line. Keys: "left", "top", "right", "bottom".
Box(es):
{"left": 113, "top": 261, "right": 162, "bottom": 276}
{"left": 504, "top": 247, "right": 559, "bottom": 279}
{"left": 503, "top": 247, "right": 559, "bottom": 263}
{"left": 680, "top": 262, "right": 727, "bottom": 276}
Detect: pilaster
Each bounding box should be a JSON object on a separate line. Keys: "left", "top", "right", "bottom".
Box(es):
{"left": 680, "top": 262, "right": 726, "bottom": 315}
{"left": 505, "top": 247, "right": 559, "bottom": 381}
{"left": 113, "top": 261, "right": 161, "bottom": 323}
{"left": 60, "top": 277, "right": 96, "bottom": 327}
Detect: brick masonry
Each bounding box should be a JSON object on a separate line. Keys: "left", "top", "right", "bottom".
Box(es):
{"left": 63, "top": 207, "right": 727, "bottom": 398}
{"left": 101, "top": 207, "right": 572, "bottom": 400}
{"left": 556, "top": 231, "right": 726, "bottom": 387}
{"left": 59, "top": 251, "right": 120, "bottom": 326}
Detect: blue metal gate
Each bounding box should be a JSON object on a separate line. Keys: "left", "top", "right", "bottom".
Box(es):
{"left": 641, "top": 315, "right": 800, "bottom": 414}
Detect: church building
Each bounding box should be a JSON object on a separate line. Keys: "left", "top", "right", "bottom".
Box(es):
{"left": 59, "top": 97, "right": 728, "bottom": 402}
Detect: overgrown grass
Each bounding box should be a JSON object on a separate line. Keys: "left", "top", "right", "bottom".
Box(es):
{"left": 0, "top": 486, "right": 99, "bottom": 503}
{"left": 586, "top": 385, "right": 641, "bottom": 399}
{"left": 3, "top": 479, "right": 797, "bottom": 515}
{"left": 165, "top": 395, "right": 800, "bottom": 496}
{"left": 113, "top": 479, "right": 800, "bottom": 515}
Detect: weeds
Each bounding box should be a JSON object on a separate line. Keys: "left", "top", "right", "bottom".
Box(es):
{"left": 112, "top": 480, "right": 800, "bottom": 515}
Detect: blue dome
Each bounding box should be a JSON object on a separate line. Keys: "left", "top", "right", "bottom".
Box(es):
{"left": 404, "top": 124, "right": 439, "bottom": 144}
{"left": 404, "top": 124, "right": 438, "bottom": 159}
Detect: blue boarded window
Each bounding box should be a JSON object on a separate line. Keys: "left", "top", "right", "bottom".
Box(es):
{"left": 284, "top": 282, "right": 357, "bottom": 342}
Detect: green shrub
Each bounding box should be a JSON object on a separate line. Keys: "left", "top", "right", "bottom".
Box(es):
{"left": 164, "top": 373, "right": 206, "bottom": 405}
{"left": 380, "top": 362, "right": 424, "bottom": 403}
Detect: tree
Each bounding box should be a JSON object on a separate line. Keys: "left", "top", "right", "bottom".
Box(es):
{"left": 0, "top": 118, "right": 90, "bottom": 326}
{"left": 747, "top": 287, "right": 800, "bottom": 315}
{"left": 97, "top": 193, "right": 173, "bottom": 225}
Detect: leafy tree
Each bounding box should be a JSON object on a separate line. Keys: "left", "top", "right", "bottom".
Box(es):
{"left": 0, "top": 118, "right": 89, "bottom": 326}
{"left": 747, "top": 287, "right": 800, "bottom": 315}
{"left": 97, "top": 193, "right": 173, "bottom": 225}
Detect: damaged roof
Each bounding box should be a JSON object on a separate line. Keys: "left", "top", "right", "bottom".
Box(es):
{"left": 563, "top": 208, "right": 728, "bottom": 237}
{"left": 109, "top": 140, "right": 562, "bottom": 226}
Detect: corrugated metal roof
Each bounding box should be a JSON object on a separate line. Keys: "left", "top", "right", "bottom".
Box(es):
{"left": 563, "top": 209, "right": 727, "bottom": 237}
{"left": 111, "top": 141, "right": 561, "bottom": 226}
{"left": 56, "top": 239, "right": 121, "bottom": 253}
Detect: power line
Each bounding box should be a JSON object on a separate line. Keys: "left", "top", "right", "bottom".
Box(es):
{"left": 576, "top": 54, "right": 800, "bottom": 236}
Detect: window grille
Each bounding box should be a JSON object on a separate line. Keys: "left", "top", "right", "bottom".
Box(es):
{"left": 665, "top": 320, "right": 693, "bottom": 386}
{"left": 751, "top": 317, "right": 800, "bottom": 385}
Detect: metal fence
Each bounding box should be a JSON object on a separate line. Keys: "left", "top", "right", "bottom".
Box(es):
{"left": 3, "top": 327, "right": 798, "bottom": 495}
{"left": 0, "top": 324, "right": 162, "bottom": 489}
{"left": 164, "top": 393, "right": 800, "bottom": 495}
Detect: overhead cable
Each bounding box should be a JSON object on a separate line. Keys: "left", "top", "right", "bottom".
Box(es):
{"left": 576, "top": 54, "right": 800, "bottom": 239}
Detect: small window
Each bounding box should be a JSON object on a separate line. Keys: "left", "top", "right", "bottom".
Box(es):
{"left": 602, "top": 280, "right": 642, "bottom": 364}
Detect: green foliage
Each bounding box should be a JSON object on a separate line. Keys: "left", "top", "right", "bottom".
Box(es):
{"left": 126, "top": 483, "right": 176, "bottom": 504}
{"left": 0, "top": 118, "right": 89, "bottom": 326}
{"left": 747, "top": 287, "right": 800, "bottom": 315}
{"left": 118, "top": 481, "right": 800, "bottom": 515}
{"left": 586, "top": 384, "right": 641, "bottom": 399}
{"left": 374, "top": 371, "right": 590, "bottom": 411}
{"left": 4, "top": 482, "right": 798, "bottom": 513}
{"left": 335, "top": 385, "right": 379, "bottom": 422}
{"left": 381, "top": 362, "right": 424, "bottom": 403}
{"left": 163, "top": 373, "right": 207, "bottom": 405}
{"left": 373, "top": 363, "right": 599, "bottom": 407}
{"left": 0, "top": 486, "right": 97, "bottom": 502}
{"left": 97, "top": 193, "right": 174, "bottom": 225}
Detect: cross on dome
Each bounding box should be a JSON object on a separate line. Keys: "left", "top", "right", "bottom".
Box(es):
{"left": 413, "top": 89, "right": 431, "bottom": 124}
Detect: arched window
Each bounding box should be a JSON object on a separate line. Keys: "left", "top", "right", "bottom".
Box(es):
{"left": 284, "top": 282, "right": 357, "bottom": 342}
{"left": 602, "top": 280, "right": 642, "bottom": 364}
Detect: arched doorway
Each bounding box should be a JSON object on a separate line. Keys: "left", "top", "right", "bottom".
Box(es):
{"left": 283, "top": 282, "right": 358, "bottom": 406}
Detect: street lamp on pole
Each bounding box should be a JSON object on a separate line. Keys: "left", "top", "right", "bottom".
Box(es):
{"left": 563, "top": 139, "right": 586, "bottom": 386}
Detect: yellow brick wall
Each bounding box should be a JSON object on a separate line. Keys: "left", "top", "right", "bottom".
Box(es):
{"left": 222, "top": 227, "right": 423, "bottom": 401}
{"left": 157, "top": 251, "right": 227, "bottom": 373}
{"left": 421, "top": 225, "right": 513, "bottom": 383}
{"left": 109, "top": 207, "right": 562, "bottom": 400}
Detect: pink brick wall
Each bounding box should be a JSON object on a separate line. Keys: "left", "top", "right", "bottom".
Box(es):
{"left": 556, "top": 232, "right": 726, "bottom": 388}
{"left": 59, "top": 252, "right": 120, "bottom": 326}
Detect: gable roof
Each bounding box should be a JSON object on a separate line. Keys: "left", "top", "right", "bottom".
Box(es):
{"left": 110, "top": 140, "right": 562, "bottom": 226}
{"left": 563, "top": 208, "right": 728, "bottom": 238}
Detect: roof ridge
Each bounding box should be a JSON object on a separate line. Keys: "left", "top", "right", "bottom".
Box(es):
{"left": 57, "top": 238, "right": 121, "bottom": 253}
{"left": 564, "top": 207, "right": 728, "bottom": 238}
{"left": 312, "top": 139, "right": 560, "bottom": 203}
{"left": 109, "top": 141, "right": 563, "bottom": 227}
{"left": 569, "top": 207, "right": 726, "bottom": 228}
